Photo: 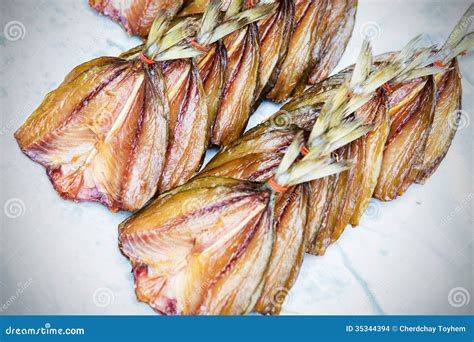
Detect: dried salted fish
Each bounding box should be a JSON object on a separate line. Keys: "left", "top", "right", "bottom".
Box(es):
{"left": 15, "top": 55, "right": 169, "bottom": 212}
{"left": 374, "top": 76, "right": 435, "bottom": 200}
{"left": 374, "top": 6, "right": 473, "bottom": 199}
{"left": 119, "top": 81, "right": 371, "bottom": 314}
{"left": 91, "top": 0, "right": 356, "bottom": 123}
{"left": 15, "top": 4, "right": 275, "bottom": 211}
{"left": 266, "top": 0, "right": 358, "bottom": 102}
{"left": 256, "top": 0, "right": 294, "bottom": 97}
{"left": 89, "top": 0, "right": 184, "bottom": 38}
{"left": 119, "top": 142, "right": 352, "bottom": 314}
{"left": 211, "top": 14, "right": 261, "bottom": 145}
{"left": 189, "top": 0, "right": 278, "bottom": 146}
{"left": 307, "top": 0, "right": 357, "bottom": 85}
{"left": 195, "top": 40, "right": 411, "bottom": 312}
{"left": 201, "top": 37, "right": 429, "bottom": 261}
{"left": 266, "top": 0, "right": 326, "bottom": 103}
{"left": 157, "top": 58, "right": 209, "bottom": 192}
{"left": 416, "top": 59, "right": 462, "bottom": 183}
{"left": 312, "top": 92, "right": 389, "bottom": 255}
{"left": 195, "top": 42, "right": 227, "bottom": 143}
{"left": 157, "top": 1, "right": 277, "bottom": 187}
{"left": 14, "top": 13, "right": 204, "bottom": 212}
{"left": 286, "top": 9, "right": 473, "bottom": 252}
{"left": 121, "top": 176, "right": 275, "bottom": 315}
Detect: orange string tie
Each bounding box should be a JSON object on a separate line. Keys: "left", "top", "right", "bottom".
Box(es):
{"left": 191, "top": 40, "right": 209, "bottom": 52}
{"left": 382, "top": 82, "right": 392, "bottom": 95}
{"left": 433, "top": 60, "right": 445, "bottom": 68}
{"left": 347, "top": 91, "right": 353, "bottom": 98}
{"left": 246, "top": 0, "right": 255, "bottom": 8}
{"left": 139, "top": 51, "right": 156, "bottom": 65}
{"left": 268, "top": 177, "right": 288, "bottom": 193}
{"left": 300, "top": 146, "right": 310, "bottom": 156}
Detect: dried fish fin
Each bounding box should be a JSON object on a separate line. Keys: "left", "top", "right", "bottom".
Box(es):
{"left": 350, "top": 38, "right": 372, "bottom": 88}
{"left": 204, "top": 1, "right": 278, "bottom": 44}
{"left": 146, "top": 16, "right": 202, "bottom": 61}
{"left": 436, "top": 4, "right": 474, "bottom": 64}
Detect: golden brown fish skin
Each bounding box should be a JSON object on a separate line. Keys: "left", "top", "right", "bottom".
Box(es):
{"left": 416, "top": 59, "right": 462, "bottom": 184}
{"left": 304, "top": 176, "right": 332, "bottom": 251}
{"left": 257, "top": 0, "right": 295, "bottom": 97}
{"left": 89, "top": 0, "right": 184, "bottom": 38}
{"left": 254, "top": 184, "right": 308, "bottom": 315}
{"left": 15, "top": 58, "right": 169, "bottom": 212}
{"left": 266, "top": 0, "right": 328, "bottom": 103}
{"left": 198, "top": 122, "right": 312, "bottom": 316}
{"left": 211, "top": 24, "right": 260, "bottom": 146}
{"left": 306, "top": 0, "right": 357, "bottom": 85}
{"left": 159, "top": 59, "right": 209, "bottom": 193}
{"left": 332, "top": 141, "right": 365, "bottom": 245}
{"left": 199, "top": 151, "right": 283, "bottom": 181}
{"left": 374, "top": 77, "right": 436, "bottom": 201}
{"left": 350, "top": 92, "right": 390, "bottom": 226}
{"left": 201, "top": 126, "right": 300, "bottom": 181}
{"left": 197, "top": 129, "right": 308, "bottom": 315}
{"left": 308, "top": 93, "right": 389, "bottom": 255}
{"left": 119, "top": 177, "right": 274, "bottom": 315}
{"left": 310, "top": 146, "right": 353, "bottom": 256}
{"left": 200, "top": 76, "right": 342, "bottom": 255}
{"left": 196, "top": 43, "right": 227, "bottom": 144}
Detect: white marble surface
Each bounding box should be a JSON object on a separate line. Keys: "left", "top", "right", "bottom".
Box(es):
{"left": 0, "top": 0, "right": 472, "bottom": 315}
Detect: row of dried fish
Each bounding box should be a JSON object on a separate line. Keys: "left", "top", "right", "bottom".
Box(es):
{"left": 118, "top": 6, "right": 473, "bottom": 315}
{"left": 90, "top": 0, "right": 357, "bottom": 100}
{"left": 15, "top": 2, "right": 281, "bottom": 212}
{"left": 117, "top": 35, "right": 431, "bottom": 315}
{"left": 15, "top": 0, "right": 356, "bottom": 212}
